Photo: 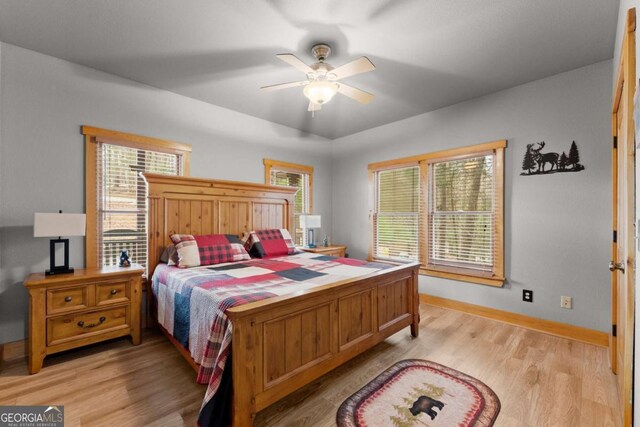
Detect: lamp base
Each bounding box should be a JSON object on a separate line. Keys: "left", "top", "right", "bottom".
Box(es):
{"left": 47, "top": 238, "right": 73, "bottom": 276}
{"left": 307, "top": 228, "right": 316, "bottom": 248}
{"left": 45, "top": 267, "right": 74, "bottom": 276}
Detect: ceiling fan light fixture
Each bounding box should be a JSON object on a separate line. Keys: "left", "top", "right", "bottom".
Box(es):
{"left": 303, "top": 81, "right": 338, "bottom": 105}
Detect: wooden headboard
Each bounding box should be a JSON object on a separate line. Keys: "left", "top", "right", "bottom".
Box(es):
{"left": 143, "top": 173, "right": 297, "bottom": 277}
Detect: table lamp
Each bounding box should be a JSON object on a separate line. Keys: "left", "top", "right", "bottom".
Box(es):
{"left": 300, "top": 214, "right": 321, "bottom": 248}
{"left": 34, "top": 211, "right": 86, "bottom": 275}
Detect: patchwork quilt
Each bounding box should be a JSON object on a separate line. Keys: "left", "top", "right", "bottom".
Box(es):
{"left": 151, "top": 252, "right": 390, "bottom": 427}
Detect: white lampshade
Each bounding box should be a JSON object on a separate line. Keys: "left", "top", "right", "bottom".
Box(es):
{"left": 300, "top": 214, "right": 321, "bottom": 229}
{"left": 303, "top": 81, "right": 338, "bottom": 105}
{"left": 34, "top": 213, "right": 86, "bottom": 237}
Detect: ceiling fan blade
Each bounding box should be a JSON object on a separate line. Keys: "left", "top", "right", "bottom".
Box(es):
{"left": 330, "top": 57, "right": 376, "bottom": 80}
{"left": 308, "top": 101, "right": 322, "bottom": 112}
{"left": 261, "top": 80, "right": 309, "bottom": 91}
{"left": 276, "top": 53, "right": 314, "bottom": 74}
{"left": 337, "top": 83, "right": 375, "bottom": 104}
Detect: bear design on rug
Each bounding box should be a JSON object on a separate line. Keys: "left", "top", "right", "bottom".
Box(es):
{"left": 409, "top": 395, "right": 445, "bottom": 420}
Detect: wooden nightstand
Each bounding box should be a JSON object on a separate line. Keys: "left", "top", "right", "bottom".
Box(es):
{"left": 23, "top": 265, "right": 144, "bottom": 374}
{"left": 299, "top": 245, "right": 347, "bottom": 257}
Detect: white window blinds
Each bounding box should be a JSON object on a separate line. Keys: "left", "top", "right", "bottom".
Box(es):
{"left": 270, "top": 170, "right": 310, "bottom": 245}
{"left": 373, "top": 166, "right": 420, "bottom": 262}
{"left": 96, "top": 141, "right": 182, "bottom": 273}
{"left": 428, "top": 154, "right": 495, "bottom": 272}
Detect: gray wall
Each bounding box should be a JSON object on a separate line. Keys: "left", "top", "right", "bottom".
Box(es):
{"left": 331, "top": 60, "right": 612, "bottom": 332}
{"left": 0, "top": 42, "right": 332, "bottom": 343}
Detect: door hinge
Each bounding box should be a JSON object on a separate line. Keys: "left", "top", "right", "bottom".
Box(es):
{"left": 613, "top": 136, "right": 618, "bottom": 149}
{"left": 612, "top": 324, "right": 617, "bottom": 337}
{"left": 613, "top": 230, "right": 617, "bottom": 243}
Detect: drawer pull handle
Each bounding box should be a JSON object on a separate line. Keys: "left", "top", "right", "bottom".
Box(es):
{"left": 110, "top": 289, "right": 118, "bottom": 295}
{"left": 64, "top": 296, "right": 72, "bottom": 303}
{"left": 77, "top": 317, "right": 106, "bottom": 329}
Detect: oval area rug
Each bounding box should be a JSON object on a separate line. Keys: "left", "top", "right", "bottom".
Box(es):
{"left": 337, "top": 359, "right": 500, "bottom": 427}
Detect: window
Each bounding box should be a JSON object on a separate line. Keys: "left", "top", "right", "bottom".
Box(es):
{"left": 368, "top": 140, "right": 505, "bottom": 286}
{"left": 428, "top": 154, "right": 496, "bottom": 273}
{"left": 84, "top": 127, "right": 191, "bottom": 274}
{"left": 264, "top": 159, "right": 313, "bottom": 246}
{"left": 372, "top": 165, "right": 420, "bottom": 262}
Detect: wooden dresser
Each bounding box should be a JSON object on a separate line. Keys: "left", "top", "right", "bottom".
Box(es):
{"left": 299, "top": 244, "right": 347, "bottom": 257}
{"left": 23, "top": 265, "right": 144, "bottom": 374}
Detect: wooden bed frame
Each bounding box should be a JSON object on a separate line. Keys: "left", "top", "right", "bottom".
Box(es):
{"left": 143, "top": 173, "right": 420, "bottom": 427}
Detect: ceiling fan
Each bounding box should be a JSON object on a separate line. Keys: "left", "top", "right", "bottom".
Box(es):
{"left": 261, "top": 43, "right": 376, "bottom": 113}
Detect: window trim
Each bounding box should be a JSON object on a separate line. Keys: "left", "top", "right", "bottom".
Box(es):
{"left": 368, "top": 140, "right": 506, "bottom": 287}
{"left": 264, "top": 159, "right": 314, "bottom": 246}
{"left": 83, "top": 126, "right": 192, "bottom": 269}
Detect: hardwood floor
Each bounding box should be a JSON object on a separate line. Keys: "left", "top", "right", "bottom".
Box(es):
{"left": 0, "top": 304, "right": 621, "bottom": 426}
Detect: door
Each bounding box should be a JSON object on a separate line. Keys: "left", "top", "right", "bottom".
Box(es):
{"left": 611, "top": 8, "right": 635, "bottom": 427}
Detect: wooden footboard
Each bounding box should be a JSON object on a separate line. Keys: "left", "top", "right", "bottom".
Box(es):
{"left": 226, "top": 262, "right": 420, "bottom": 427}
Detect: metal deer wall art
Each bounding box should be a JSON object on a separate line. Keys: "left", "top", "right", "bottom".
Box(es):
{"left": 521, "top": 141, "right": 584, "bottom": 176}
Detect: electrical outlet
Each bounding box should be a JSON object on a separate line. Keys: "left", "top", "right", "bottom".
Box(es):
{"left": 561, "top": 296, "right": 572, "bottom": 309}
{"left": 523, "top": 289, "right": 533, "bottom": 303}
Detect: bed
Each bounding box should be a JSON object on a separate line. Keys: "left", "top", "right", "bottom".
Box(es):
{"left": 143, "top": 173, "right": 420, "bottom": 427}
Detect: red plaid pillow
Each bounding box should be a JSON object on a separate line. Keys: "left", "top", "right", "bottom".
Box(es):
{"left": 169, "top": 234, "right": 250, "bottom": 268}
{"left": 242, "top": 229, "right": 296, "bottom": 258}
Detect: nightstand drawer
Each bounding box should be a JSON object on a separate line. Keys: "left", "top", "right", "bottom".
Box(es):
{"left": 299, "top": 245, "right": 347, "bottom": 258}
{"left": 47, "top": 306, "right": 129, "bottom": 346}
{"left": 47, "top": 286, "right": 90, "bottom": 315}
{"left": 322, "top": 249, "right": 345, "bottom": 257}
{"left": 96, "top": 280, "right": 129, "bottom": 306}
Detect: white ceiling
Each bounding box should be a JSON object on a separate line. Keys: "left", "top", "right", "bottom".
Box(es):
{"left": 0, "top": 0, "right": 619, "bottom": 139}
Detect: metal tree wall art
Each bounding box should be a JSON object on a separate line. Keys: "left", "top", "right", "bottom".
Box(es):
{"left": 521, "top": 141, "right": 584, "bottom": 176}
